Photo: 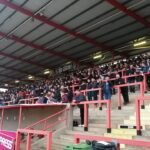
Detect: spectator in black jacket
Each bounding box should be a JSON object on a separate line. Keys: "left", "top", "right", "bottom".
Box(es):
{"left": 73, "top": 89, "right": 86, "bottom": 127}
{"left": 115, "top": 74, "right": 129, "bottom": 105}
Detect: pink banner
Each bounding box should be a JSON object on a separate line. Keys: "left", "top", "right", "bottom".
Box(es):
{"left": 0, "top": 131, "right": 16, "bottom": 150}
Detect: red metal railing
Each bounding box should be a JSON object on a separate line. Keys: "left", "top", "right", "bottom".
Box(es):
{"left": 3, "top": 97, "right": 39, "bottom": 106}
{"left": 15, "top": 129, "right": 52, "bottom": 150}
{"left": 71, "top": 100, "right": 111, "bottom": 133}
{"left": 81, "top": 88, "right": 102, "bottom": 100}
{"left": 74, "top": 134, "right": 150, "bottom": 150}
{"left": 136, "top": 95, "right": 150, "bottom": 135}
{"left": 114, "top": 82, "right": 144, "bottom": 109}
{"left": 19, "top": 97, "right": 39, "bottom": 104}
{"left": 25, "top": 108, "right": 68, "bottom": 131}
{"left": 15, "top": 107, "right": 69, "bottom": 150}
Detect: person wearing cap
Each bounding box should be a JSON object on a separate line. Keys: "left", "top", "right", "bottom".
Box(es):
{"left": 115, "top": 74, "right": 129, "bottom": 105}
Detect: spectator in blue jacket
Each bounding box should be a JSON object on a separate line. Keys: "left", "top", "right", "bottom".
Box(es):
{"left": 102, "top": 76, "right": 112, "bottom": 100}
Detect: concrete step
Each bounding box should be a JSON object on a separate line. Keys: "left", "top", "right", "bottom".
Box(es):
{"left": 73, "top": 126, "right": 106, "bottom": 134}
{"left": 130, "top": 116, "right": 150, "bottom": 121}
{"left": 88, "top": 123, "right": 117, "bottom": 128}
{"left": 124, "top": 120, "right": 150, "bottom": 126}
{"left": 104, "top": 133, "right": 133, "bottom": 139}
{"left": 111, "top": 129, "right": 137, "bottom": 136}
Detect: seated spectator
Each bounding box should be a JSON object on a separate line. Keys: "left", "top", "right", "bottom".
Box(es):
{"left": 47, "top": 92, "right": 57, "bottom": 103}
{"left": 61, "top": 89, "right": 69, "bottom": 103}
{"left": 0, "top": 95, "right": 4, "bottom": 106}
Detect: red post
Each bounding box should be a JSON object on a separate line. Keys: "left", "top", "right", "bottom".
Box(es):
{"left": 47, "top": 131, "right": 52, "bottom": 150}
{"left": 136, "top": 99, "right": 142, "bottom": 136}
{"left": 124, "top": 77, "right": 127, "bottom": 83}
{"left": 117, "top": 143, "right": 121, "bottom": 150}
{"left": 107, "top": 100, "right": 111, "bottom": 133}
{"left": 26, "top": 133, "right": 32, "bottom": 150}
{"left": 15, "top": 131, "right": 21, "bottom": 150}
{"left": 0, "top": 108, "right": 4, "bottom": 130}
{"left": 74, "top": 137, "right": 80, "bottom": 144}
{"left": 99, "top": 89, "right": 103, "bottom": 110}
{"left": 143, "top": 75, "right": 147, "bottom": 93}
{"left": 121, "top": 70, "right": 124, "bottom": 77}
{"left": 84, "top": 103, "right": 88, "bottom": 131}
{"left": 18, "top": 106, "right": 23, "bottom": 129}
{"left": 140, "top": 82, "right": 145, "bottom": 109}
{"left": 118, "top": 88, "right": 122, "bottom": 110}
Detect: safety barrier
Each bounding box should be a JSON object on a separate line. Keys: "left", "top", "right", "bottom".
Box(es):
{"left": 15, "top": 129, "right": 52, "bottom": 150}
{"left": 71, "top": 100, "right": 111, "bottom": 133}
{"left": 25, "top": 108, "right": 68, "bottom": 131}
{"left": 81, "top": 88, "right": 102, "bottom": 100}
{"left": 3, "top": 97, "right": 39, "bottom": 106}
{"left": 114, "top": 82, "right": 144, "bottom": 110}
{"left": 136, "top": 95, "right": 150, "bottom": 135}
{"left": 74, "top": 134, "right": 150, "bottom": 149}
{"left": 19, "top": 97, "right": 39, "bottom": 104}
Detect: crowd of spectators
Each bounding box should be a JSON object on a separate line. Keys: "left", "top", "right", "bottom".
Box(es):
{"left": 0, "top": 54, "right": 150, "bottom": 106}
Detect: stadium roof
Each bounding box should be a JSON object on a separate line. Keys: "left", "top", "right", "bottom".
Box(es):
{"left": 0, "top": 0, "right": 150, "bottom": 84}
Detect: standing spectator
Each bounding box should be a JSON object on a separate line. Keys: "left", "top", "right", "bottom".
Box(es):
{"left": 73, "top": 89, "right": 86, "bottom": 127}
{"left": 87, "top": 79, "right": 92, "bottom": 101}
{"left": 126, "top": 65, "right": 136, "bottom": 93}
{"left": 91, "top": 78, "right": 98, "bottom": 101}
{"left": 115, "top": 74, "right": 129, "bottom": 105}
{"left": 102, "top": 76, "right": 112, "bottom": 100}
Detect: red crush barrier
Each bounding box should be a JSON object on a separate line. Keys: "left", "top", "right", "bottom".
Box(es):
{"left": 74, "top": 134, "right": 150, "bottom": 149}
{"left": 136, "top": 95, "right": 150, "bottom": 135}
{"left": 15, "top": 129, "right": 52, "bottom": 150}
{"left": 114, "top": 82, "right": 144, "bottom": 110}
{"left": 71, "top": 100, "right": 111, "bottom": 133}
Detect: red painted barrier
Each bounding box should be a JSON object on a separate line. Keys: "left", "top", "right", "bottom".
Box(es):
{"left": 74, "top": 134, "right": 150, "bottom": 149}
{"left": 19, "top": 97, "right": 39, "bottom": 104}
{"left": 114, "top": 82, "right": 144, "bottom": 110}
{"left": 71, "top": 100, "right": 111, "bottom": 133}
{"left": 136, "top": 95, "right": 150, "bottom": 135}
{"left": 15, "top": 129, "right": 52, "bottom": 150}
{"left": 25, "top": 108, "right": 68, "bottom": 130}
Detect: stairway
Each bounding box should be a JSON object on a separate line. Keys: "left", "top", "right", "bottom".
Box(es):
{"left": 29, "top": 93, "right": 150, "bottom": 150}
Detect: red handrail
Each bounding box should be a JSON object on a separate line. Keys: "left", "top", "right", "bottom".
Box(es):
{"left": 114, "top": 82, "right": 144, "bottom": 109}
{"left": 25, "top": 108, "right": 68, "bottom": 130}
{"left": 74, "top": 134, "right": 150, "bottom": 149}
{"left": 136, "top": 95, "right": 150, "bottom": 135}
{"left": 15, "top": 129, "right": 52, "bottom": 150}
{"left": 71, "top": 100, "right": 111, "bottom": 133}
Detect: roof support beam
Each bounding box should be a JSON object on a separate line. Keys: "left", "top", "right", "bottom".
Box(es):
{"left": 0, "top": 73, "right": 29, "bottom": 82}
{"left": 106, "top": 0, "right": 150, "bottom": 29}
{"left": 0, "top": 31, "right": 79, "bottom": 65}
{"left": 0, "top": 49, "right": 48, "bottom": 69}
{"left": 0, "top": 0, "right": 126, "bottom": 57}
{"left": 0, "top": 64, "right": 47, "bottom": 79}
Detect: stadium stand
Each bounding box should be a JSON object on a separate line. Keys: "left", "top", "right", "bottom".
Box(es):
{"left": 0, "top": 0, "right": 150, "bottom": 150}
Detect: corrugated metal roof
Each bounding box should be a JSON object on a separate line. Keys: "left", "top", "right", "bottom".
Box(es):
{"left": 0, "top": 0, "right": 149, "bottom": 84}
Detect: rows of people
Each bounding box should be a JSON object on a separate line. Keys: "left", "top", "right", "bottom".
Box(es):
{"left": 0, "top": 54, "right": 150, "bottom": 106}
